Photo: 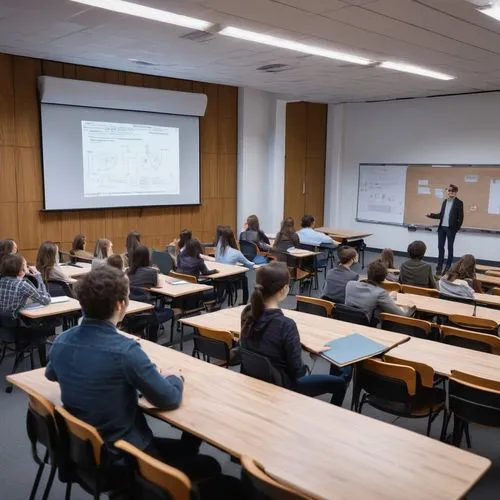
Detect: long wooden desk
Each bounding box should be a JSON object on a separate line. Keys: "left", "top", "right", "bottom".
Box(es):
{"left": 397, "top": 293, "right": 500, "bottom": 323}
{"left": 204, "top": 261, "right": 250, "bottom": 279}
{"left": 20, "top": 298, "right": 154, "bottom": 319}
{"left": 475, "top": 273, "right": 500, "bottom": 287}
{"left": 181, "top": 305, "right": 409, "bottom": 354}
{"left": 7, "top": 338, "right": 490, "bottom": 500}
{"left": 59, "top": 262, "right": 92, "bottom": 279}
{"left": 315, "top": 227, "right": 373, "bottom": 242}
{"left": 476, "top": 264, "right": 500, "bottom": 273}
{"left": 149, "top": 275, "right": 213, "bottom": 298}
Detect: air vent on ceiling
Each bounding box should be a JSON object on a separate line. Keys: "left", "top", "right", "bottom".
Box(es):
{"left": 257, "top": 64, "right": 292, "bottom": 73}
{"left": 180, "top": 30, "right": 216, "bottom": 43}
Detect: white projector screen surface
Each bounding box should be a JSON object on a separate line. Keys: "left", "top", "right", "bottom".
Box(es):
{"left": 41, "top": 104, "right": 200, "bottom": 210}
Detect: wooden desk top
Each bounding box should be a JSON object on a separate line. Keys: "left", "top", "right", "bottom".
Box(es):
{"left": 390, "top": 336, "right": 500, "bottom": 383}
{"left": 204, "top": 261, "right": 250, "bottom": 279}
{"left": 149, "top": 275, "right": 213, "bottom": 298}
{"left": 474, "top": 292, "right": 500, "bottom": 308}
{"left": 180, "top": 306, "right": 409, "bottom": 354}
{"left": 59, "top": 262, "right": 92, "bottom": 279}
{"left": 476, "top": 264, "right": 500, "bottom": 273}
{"left": 287, "top": 248, "right": 321, "bottom": 258}
{"left": 476, "top": 273, "right": 500, "bottom": 286}
{"left": 396, "top": 293, "right": 500, "bottom": 323}
{"left": 20, "top": 298, "right": 153, "bottom": 319}
{"left": 315, "top": 227, "right": 373, "bottom": 241}
{"left": 7, "top": 339, "right": 490, "bottom": 500}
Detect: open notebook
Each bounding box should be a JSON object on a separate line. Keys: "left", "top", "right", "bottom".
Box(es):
{"left": 23, "top": 295, "right": 71, "bottom": 310}
{"left": 321, "top": 333, "right": 389, "bottom": 367}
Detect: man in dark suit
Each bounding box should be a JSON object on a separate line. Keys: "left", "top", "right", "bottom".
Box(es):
{"left": 426, "top": 184, "right": 464, "bottom": 275}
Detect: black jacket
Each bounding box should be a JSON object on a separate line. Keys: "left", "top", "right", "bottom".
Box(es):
{"left": 428, "top": 198, "right": 464, "bottom": 231}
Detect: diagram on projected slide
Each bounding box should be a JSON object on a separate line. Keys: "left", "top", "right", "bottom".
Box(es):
{"left": 81, "top": 121, "right": 180, "bottom": 197}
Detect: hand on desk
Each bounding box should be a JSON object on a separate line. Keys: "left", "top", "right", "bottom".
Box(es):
{"left": 160, "top": 367, "right": 184, "bottom": 381}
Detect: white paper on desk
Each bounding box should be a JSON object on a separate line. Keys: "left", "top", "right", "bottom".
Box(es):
{"left": 418, "top": 179, "right": 429, "bottom": 186}
{"left": 417, "top": 187, "right": 431, "bottom": 195}
{"left": 170, "top": 280, "right": 188, "bottom": 285}
{"left": 50, "top": 296, "right": 70, "bottom": 304}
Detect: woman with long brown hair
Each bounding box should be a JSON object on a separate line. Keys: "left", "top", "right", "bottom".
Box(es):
{"left": 36, "top": 241, "right": 72, "bottom": 284}
{"left": 239, "top": 214, "right": 271, "bottom": 251}
{"left": 70, "top": 233, "right": 93, "bottom": 260}
{"left": 241, "top": 261, "right": 351, "bottom": 404}
{"left": 439, "top": 254, "right": 482, "bottom": 298}
{"left": 92, "top": 238, "right": 113, "bottom": 270}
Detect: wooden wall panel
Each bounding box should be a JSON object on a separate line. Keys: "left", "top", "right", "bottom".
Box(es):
{"left": 0, "top": 53, "right": 237, "bottom": 257}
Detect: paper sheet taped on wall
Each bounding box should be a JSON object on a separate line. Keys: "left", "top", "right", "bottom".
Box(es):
{"left": 418, "top": 179, "right": 429, "bottom": 186}
{"left": 488, "top": 180, "right": 500, "bottom": 215}
{"left": 465, "top": 174, "right": 479, "bottom": 183}
{"left": 434, "top": 188, "right": 444, "bottom": 199}
{"left": 418, "top": 187, "right": 431, "bottom": 195}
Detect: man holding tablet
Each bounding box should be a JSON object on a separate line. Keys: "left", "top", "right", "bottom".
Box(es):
{"left": 426, "top": 184, "right": 464, "bottom": 275}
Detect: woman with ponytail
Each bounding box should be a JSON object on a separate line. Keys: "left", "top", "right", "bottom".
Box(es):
{"left": 241, "top": 261, "right": 352, "bottom": 406}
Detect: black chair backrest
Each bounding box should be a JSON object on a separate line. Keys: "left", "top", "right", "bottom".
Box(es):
{"left": 239, "top": 240, "right": 258, "bottom": 262}
{"left": 122, "top": 313, "right": 160, "bottom": 342}
{"left": 439, "top": 293, "right": 474, "bottom": 305}
{"left": 296, "top": 300, "right": 328, "bottom": 317}
{"left": 193, "top": 334, "right": 230, "bottom": 363}
{"left": 240, "top": 348, "right": 284, "bottom": 387}
{"left": 449, "top": 379, "right": 500, "bottom": 427}
{"left": 443, "top": 334, "right": 492, "bottom": 354}
{"left": 380, "top": 318, "right": 428, "bottom": 340}
{"left": 47, "top": 279, "right": 74, "bottom": 298}
{"left": 0, "top": 314, "right": 19, "bottom": 343}
{"left": 26, "top": 406, "right": 58, "bottom": 466}
{"left": 332, "top": 304, "right": 370, "bottom": 326}
{"left": 151, "top": 251, "right": 174, "bottom": 276}
{"left": 130, "top": 286, "right": 155, "bottom": 304}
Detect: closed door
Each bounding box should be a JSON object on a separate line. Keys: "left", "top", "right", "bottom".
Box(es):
{"left": 284, "top": 102, "right": 327, "bottom": 228}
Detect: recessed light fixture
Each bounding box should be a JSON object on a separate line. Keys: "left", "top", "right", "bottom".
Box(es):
{"left": 218, "top": 26, "right": 373, "bottom": 65}
{"left": 70, "top": 0, "right": 213, "bottom": 31}
{"left": 379, "top": 61, "right": 455, "bottom": 80}
{"left": 478, "top": 4, "right": 500, "bottom": 22}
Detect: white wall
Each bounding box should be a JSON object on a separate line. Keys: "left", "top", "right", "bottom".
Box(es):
{"left": 325, "top": 92, "right": 500, "bottom": 261}
{"left": 237, "top": 87, "right": 286, "bottom": 233}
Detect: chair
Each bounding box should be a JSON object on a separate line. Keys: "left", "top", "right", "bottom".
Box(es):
{"left": 441, "top": 325, "right": 500, "bottom": 354}
{"left": 445, "top": 370, "right": 500, "bottom": 448}
{"left": 54, "top": 406, "right": 125, "bottom": 500}
{"left": 239, "top": 240, "right": 258, "bottom": 262}
{"left": 491, "top": 287, "right": 500, "bottom": 296}
{"left": 46, "top": 279, "right": 79, "bottom": 329}
{"left": 401, "top": 284, "right": 439, "bottom": 298}
{"left": 354, "top": 357, "right": 446, "bottom": 437}
{"left": 381, "top": 281, "right": 402, "bottom": 293}
{"left": 240, "top": 348, "right": 284, "bottom": 387}
{"left": 288, "top": 266, "right": 313, "bottom": 297}
{"left": 332, "top": 304, "right": 370, "bottom": 326}
{"left": 380, "top": 313, "right": 434, "bottom": 340}
{"left": 192, "top": 326, "right": 240, "bottom": 368}
{"left": 296, "top": 295, "right": 334, "bottom": 317}
{"left": 151, "top": 250, "right": 174, "bottom": 275}
{"left": 298, "top": 243, "right": 328, "bottom": 290}
{"left": 447, "top": 314, "right": 498, "bottom": 335}
{"left": 241, "top": 455, "right": 311, "bottom": 500}
{"left": 485, "top": 270, "right": 500, "bottom": 277}
{"left": 25, "top": 387, "right": 59, "bottom": 500}
{"left": 114, "top": 440, "right": 195, "bottom": 500}
{"left": 439, "top": 293, "right": 475, "bottom": 305}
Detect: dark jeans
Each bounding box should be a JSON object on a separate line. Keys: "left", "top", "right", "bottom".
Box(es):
{"left": 145, "top": 433, "right": 242, "bottom": 499}
{"left": 437, "top": 227, "right": 457, "bottom": 272}
{"left": 240, "top": 274, "right": 249, "bottom": 304}
{"left": 296, "top": 365, "right": 353, "bottom": 406}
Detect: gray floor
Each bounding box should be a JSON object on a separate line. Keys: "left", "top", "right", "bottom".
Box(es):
{"left": 1, "top": 251, "right": 499, "bottom": 499}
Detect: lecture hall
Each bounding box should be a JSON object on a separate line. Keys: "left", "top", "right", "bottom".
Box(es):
{"left": 2, "top": 1, "right": 500, "bottom": 499}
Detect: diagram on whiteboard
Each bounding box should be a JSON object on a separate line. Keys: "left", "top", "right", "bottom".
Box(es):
{"left": 81, "top": 121, "right": 180, "bottom": 197}
{"left": 357, "top": 165, "right": 407, "bottom": 224}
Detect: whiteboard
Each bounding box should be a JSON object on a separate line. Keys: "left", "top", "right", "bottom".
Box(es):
{"left": 356, "top": 164, "right": 408, "bottom": 224}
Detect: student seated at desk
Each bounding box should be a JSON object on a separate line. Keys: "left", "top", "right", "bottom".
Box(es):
{"left": 128, "top": 245, "right": 164, "bottom": 288}
{"left": 0, "top": 254, "right": 51, "bottom": 317}
{"left": 124, "top": 231, "right": 141, "bottom": 268}
{"left": 378, "top": 248, "right": 398, "bottom": 282}
{"left": 69, "top": 233, "right": 93, "bottom": 261}
{"left": 0, "top": 238, "right": 18, "bottom": 273}
{"left": 399, "top": 240, "right": 436, "bottom": 289}
{"left": 345, "top": 261, "right": 415, "bottom": 323}
{"left": 44, "top": 266, "right": 225, "bottom": 490}
{"left": 107, "top": 254, "right": 125, "bottom": 272}
{"left": 439, "top": 254, "right": 482, "bottom": 299}
{"left": 322, "top": 247, "right": 359, "bottom": 304}
{"left": 177, "top": 239, "right": 217, "bottom": 277}
{"left": 296, "top": 214, "right": 336, "bottom": 248}
{"left": 241, "top": 262, "right": 351, "bottom": 405}
{"left": 239, "top": 214, "right": 271, "bottom": 251}
{"left": 37, "top": 241, "right": 73, "bottom": 285}
{"left": 92, "top": 238, "right": 113, "bottom": 270}
{"left": 272, "top": 217, "right": 300, "bottom": 263}
{"left": 216, "top": 227, "right": 254, "bottom": 305}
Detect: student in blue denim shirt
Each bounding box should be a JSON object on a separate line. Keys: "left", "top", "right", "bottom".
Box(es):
{"left": 45, "top": 266, "right": 221, "bottom": 485}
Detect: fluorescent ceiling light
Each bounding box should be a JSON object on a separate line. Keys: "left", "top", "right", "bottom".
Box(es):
{"left": 219, "top": 26, "right": 373, "bottom": 65}
{"left": 379, "top": 61, "right": 455, "bottom": 80}
{"left": 70, "top": 0, "right": 213, "bottom": 31}
{"left": 478, "top": 5, "right": 500, "bottom": 22}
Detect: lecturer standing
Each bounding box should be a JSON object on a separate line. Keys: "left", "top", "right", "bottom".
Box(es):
{"left": 426, "top": 184, "right": 464, "bottom": 275}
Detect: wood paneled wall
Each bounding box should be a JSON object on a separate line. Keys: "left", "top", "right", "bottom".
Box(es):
{"left": 284, "top": 102, "right": 327, "bottom": 227}
{"left": 0, "top": 54, "right": 237, "bottom": 262}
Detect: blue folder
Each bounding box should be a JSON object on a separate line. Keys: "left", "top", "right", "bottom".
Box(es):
{"left": 321, "top": 333, "right": 389, "bottom": 367}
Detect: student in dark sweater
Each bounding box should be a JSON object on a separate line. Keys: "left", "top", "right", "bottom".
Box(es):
{"left": 239, "top": 214, "right": 271, "bottom": 251}
{"left": 241, "top": 261, "right": 352, "bottom": 406}
{"left": 127, "top": 245, "right": 163, "bottom": 288}
{"left": 322, "top": 246, "right": 359, "bottom": 303}
{"left": 177, "top": 239, "right": 218, "bottom": 277}
{"left": 399, "top": 240, "right": 436, "bottom": 289}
